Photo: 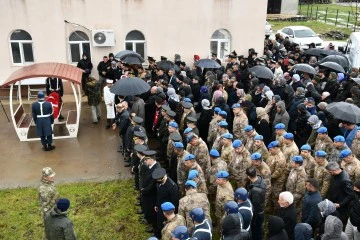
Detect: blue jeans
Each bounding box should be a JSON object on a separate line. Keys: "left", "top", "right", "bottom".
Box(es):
{"left": 295, "top": 223, "right": 313, "bottom": 240}
{"left": 251, "top": 213, "right": 264, "bottom": 240}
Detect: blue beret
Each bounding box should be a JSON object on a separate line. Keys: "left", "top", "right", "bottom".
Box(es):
{"left": 340, "top": 149, "right": 352, "bottom": 158}
{"left": 315, "top": 150, "right": 327, "bottom": 157}
{"left": 185, "top": 180, "right": 197, "bottom": 188}
{"left": 209, "top": 149, "right": 220, "bottom": 157}
{"left": 300, "top": 144, "right": 312, "bottom": 151}
{"left": 254, "top": 135, "right": 264, "bottom": 141}
{"left": 251, "top": 152, "right": 262, "bottom": 160}
{"left": 169, "top": 121, "right": 179, "bottom": 128}
{"left": 186, "top": 133, "right": 196, "bottom": 142}
{"left": 244, "top": 125, "right": 253, "bottom": 132}
{"left": 222, "top": 133, "right": 233, "bottom": 139}
{"left": 184, "top": 98, "right": 192, "bottom": 103}
{"left": 218, "top": 121, "right": 229, "bottom": 127}
{"left": 184, "top": 154, "right": 195, "bottom": 161}
{"left": 274, "top": 123, "right": 285, "bottom": 129}
{"left": 334, "top": 135, "right": 345, "bottom": 142}
{"left": 188, "top": 170, "right": 199, "bottom": 180}
{"left": 292, "top": 155, "right": 303, "bottom": 162}
{"left": 219, "top": 111, "right": 227, "bottom": 117}
{"left": 232, "top": 103, "right": 241, "bottom": 108}
{"left": 216, "top": 171, "right": 229, "bottom": 178}
{"left": 161, "top": 202, "right": 175, "bottom": 211}
{"left": 283, "top": 133, "right": 294, "bottom": 139}
{"left": 232, "top": 139, "right": 242, "bottom": 148}
{"left": 214, "top": 107, "right": 221, "bottom": 113}
{"left": 317, "top": 127, "right": 328, "bottom": 133}
{"left": 184, "top": 127, "right": 193, "bottom": 134}
{"left": 173, "top": 142, "right": 184, "bottom": 148}
{"left": 268, "top": 141, "right": 279, "bottom": 148}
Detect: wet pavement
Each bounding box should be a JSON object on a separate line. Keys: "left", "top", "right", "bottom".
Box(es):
{"left": 0, "top": 96, "right": 131, "bottom": 189}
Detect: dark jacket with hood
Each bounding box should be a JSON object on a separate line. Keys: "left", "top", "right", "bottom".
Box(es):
{"left": 323, "top": 77, "right": 340, "bottom": 102}
{"left": 288, "top": 95, "right": 305, "bottom": 132}
{"left": 278, "top": 203, "right": 297, "bottom": 240}
{"left": 44, "top": 208, "right": 76, "bottom": 240}
{"left": 222, "top": 214, "right": 250, "bottom": 240}
{"left": 334, "top": 81, "right": 351, "bottom": 102}
{"left": 294, "top": 103, "right": 312, "bottom": 146}
{"left": 268, "top": 215, "right": 289, "bottom": 240}
{"left": 305, "top": 83, "right": 322, "bottom": 103}
{"left": 246, "top": 175, "right": 266, "bottom": 216}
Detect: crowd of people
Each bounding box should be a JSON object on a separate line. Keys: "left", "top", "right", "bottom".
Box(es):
{"left": 38, "top": 36, "right": 360, "bottom": 240}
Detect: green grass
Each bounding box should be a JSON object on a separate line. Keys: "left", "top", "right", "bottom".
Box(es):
{"left": 268, "top": 20, "right": 353, "bottom": 40}
{"left": 298, "top": 3, "right": 359, "bottom": 29}
{"left": 0, "top": 180, "right": 150, "bottom": 240}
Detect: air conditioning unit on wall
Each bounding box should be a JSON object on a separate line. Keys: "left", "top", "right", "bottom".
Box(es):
{"left": 92, "top": 29, "right": 115, "bottom": 47}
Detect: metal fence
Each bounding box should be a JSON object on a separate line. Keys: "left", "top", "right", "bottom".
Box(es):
{"left": 299, "top": 4, "right": 358, "bottom": 29}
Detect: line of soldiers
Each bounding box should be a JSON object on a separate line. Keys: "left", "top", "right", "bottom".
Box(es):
{"left": 125, "top": 94, "right": 360, "bottom": 240}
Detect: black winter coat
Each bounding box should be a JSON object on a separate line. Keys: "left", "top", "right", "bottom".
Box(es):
{"left": 278, "top": 204, "right": 297, "bottom": 240}
{"left": 246, "top": 176, "right": 266, "bottom": 216}
{"left": 302, "top": 191, "right": 322, "bottom": 227}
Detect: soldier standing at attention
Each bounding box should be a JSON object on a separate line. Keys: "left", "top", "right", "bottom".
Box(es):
{"left": 220, "top": 133, "right": 234, "bottom": 164}
{"left": 160, "top": 202, "right": 186, "bottom": 240}
{"left": 314, "top": 151, "right": 331, "bottom": 198}
{"left": 215, "top": 171, "right": 234, "bottom": 230}
{"left": 32, "top": 91, "right": 55, "bottom": 151}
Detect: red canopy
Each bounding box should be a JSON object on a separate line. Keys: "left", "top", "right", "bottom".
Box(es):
{"left": 0, "top": 62, "right": 83, "bottom": 88}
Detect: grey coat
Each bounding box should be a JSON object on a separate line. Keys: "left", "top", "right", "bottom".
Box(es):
{"left": 321, "top": 215, "right": 348, "bottom": 240}
{"left": 131, "top": 97, "right": 145, "bottom": 121}
{"left": 44, "top": 208, "right": 76, "bottom": 240}
{"left": 273, "top": 101, "right": 290, "bottom": 131}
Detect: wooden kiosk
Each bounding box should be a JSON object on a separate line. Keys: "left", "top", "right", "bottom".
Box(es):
{"left": 0, "top": 63, "right": 83, "bottom": 141}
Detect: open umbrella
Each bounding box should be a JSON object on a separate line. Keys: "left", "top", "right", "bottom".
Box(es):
{"left": 156, "top": 60, "right": 181, "bottom": 72}
{"left": 352, "top": 78, "right": 360, "bottom": 85}
{"left": 110, "top": 77, "right": 150, "bottom": 96}
{"left": 114, "top": 50, "right": 145, "bottom": 64}
{"left": 319, "top": 62, "right": 345, "bottom": 73}
{"left": 320, "top": 55, "right": 350, "bottom": 68}
{"left": 304, "top": 48, "right": 325, "bottom": 57}
{"left": 327, "top": 102, "right": 360, "bottom": 123}
{"left": 292, "top": 64, "right": 317, "bottom": 75}
{"left": 194, "top": 59, "right": 221, "bottom": 68}
{"left": 249, "top": 66, "right": 274, "bottom": 79}
{"left": 319, "top": 50, "right": 345, "bottom": 57}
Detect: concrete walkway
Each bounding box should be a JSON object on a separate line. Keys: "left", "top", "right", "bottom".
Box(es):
{"left": 0, "top": 97, "right": 131, "bottom": 189}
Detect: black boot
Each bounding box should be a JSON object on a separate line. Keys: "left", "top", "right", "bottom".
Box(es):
{"left": 106, "top": 119, "right": 111, "bottom": 129}
{"left": 47, "top": 144, "right": 56, "bottom": 151}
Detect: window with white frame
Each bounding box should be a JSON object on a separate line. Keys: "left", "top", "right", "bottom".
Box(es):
{"left": 9, "top": 30, "right": 34, "bottom": 64}
{"left": 210, "top": 29, "right": 232, "bottom": 60}
{"left": 68, "top": 31, "right": 91, "bottom": 63}
{"left": 125, "top": 30, "right": 146, "bottom": 58}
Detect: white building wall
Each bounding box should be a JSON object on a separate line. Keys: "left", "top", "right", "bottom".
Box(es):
{"left": 0, "top": 0, "right": 267, "bottom": 82}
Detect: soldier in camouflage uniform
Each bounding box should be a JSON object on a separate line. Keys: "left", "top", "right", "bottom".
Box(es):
{"left": 38, "top": 167, "right": 58, "bottom": 217}
{"left": 178, "top": 180, "right": 211, "bottom": 232}
{"left": 267, "top": 141, "right": 287, "bottom": 214}
{"left": 250, "top": 152, "right": 272, "bottom": 206}
{"left": 212, "top": 120, "right": 229, "bottom": 152}
{"left": 183, "top": 153, "right": 207, "bottom": 192}
{"left": 187, "top": 169, "right": 208, "bottom": 194}
{"left": 179, "top": 102, "right": 195, "bottom": 133}
{"left": 207, "top": 149, "right": 228, "bottom": 202}
{"left": 282, "top": 133, "right": 300, "bottom": 182}
{"left": 274, "top": 123, "right": 287, "bottom": 149}
{"left": 286, "top": 156, "right": 307, "bottom": 221}
{"left": 329, "top": 135, "right": 349, "bottom": 164}
{"left": 173, "top": 142, "right": 190, "bottom": 196}
{"left": 340, "top": 149, "right": 360, "bottom": 183}
{"left": 243, "top": 125, "right": 258, "bottom": 151}
{"left": 220, "top": 133, "right": 234, "bottom": 164}
{"left": 232, "top": 103, "right": 248, "bottom": 141}
{"left": 207, "top": 107, "right": 222, "bottom": 147}
{"left": 300, "top": 144, "right": 316, "bottom": 178}
{"left": 314, "top": 151, "right": 331, "bottom": 198}
{"left": 351, "top": 127, "right": 360, "bottom": 159}
{"left": 314, "top": 127, "right": 334, "bottom": 154}
{"left": 229, "top": 139, "right": 252, "bottom": 189}
{"left": 160, "top": 202, "right": 186, "bottom": 240}
{"left": 186, "top": 134, "right": 211, "bottom": 175}
{"left": 215, "top": 171, "right": 234, "bottom": 230}
{"left": 251, "top": 135, "right": 269, "bottom": 162}
{"left": 166, "top": 121, "right": 179, "bottom": 164}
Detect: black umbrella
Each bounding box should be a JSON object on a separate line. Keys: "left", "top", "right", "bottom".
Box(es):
{"left": 319, "top": 62, "right": 345, "bottom": 73}
{"left": 304, "top": 48, "right": 325, "bottom": 57}
{"left": 320, "top": 55, "right": 350, "bottom": 68}
{"left": 114, "top": 50, "right": 145, "bottom": 64}
{"left": 110, "top": 77, "right": 150, "bottom": 96}
{"left": 319, "top": 50, "right": 345, "bottom": 57}
{"left": 249, "top": 66, "right": 274, "bottom": 79}
{"left": 352, "top": 78, "right": 360, "bottom": 85}
{"left": 292, "top": 64, "right": 317, "bottom": 75}
{"left": 194, "top": 59, "right": 221, "bottom": 68}
{"left": 156, "top": 60, "right": 181, "bottom": 72}
{"left": 327, "top": 102, "right": 360, "bottom": 123}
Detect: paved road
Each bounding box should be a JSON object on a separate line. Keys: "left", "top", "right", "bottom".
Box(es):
{"left": 0, "top": 99, "right": 131, "bottom": 189}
